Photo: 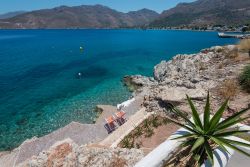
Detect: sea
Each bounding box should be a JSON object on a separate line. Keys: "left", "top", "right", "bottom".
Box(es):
{"left": 0, "top": 29, "right": 237, "bottom": 151}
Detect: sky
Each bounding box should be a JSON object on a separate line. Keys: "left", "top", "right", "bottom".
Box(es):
{"left": 0, "top": 0, "right": 195, "bottom": 14}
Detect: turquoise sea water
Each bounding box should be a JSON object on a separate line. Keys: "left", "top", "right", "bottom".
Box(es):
{"left": 0, "top": 29, "right": 237, "bottom": 150}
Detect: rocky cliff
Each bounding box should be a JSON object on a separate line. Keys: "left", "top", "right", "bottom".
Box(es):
{"left": 125, "top": 45, "right": 250, "bottom": 118}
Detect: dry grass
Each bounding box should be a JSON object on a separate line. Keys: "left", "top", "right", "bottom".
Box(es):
{"left": 163, "top": 146, "right": 197, "bottom": 167}
{"left": 218, "top": 79, "right": 238, "bottom": 100}
{"left": 110, "top": 155, "right": 127, "bottom": 167}
{"left": 218, "top": 63, "right": 224, "bottom": 69}
{"left": 222, "top": 45, "right": 239, "bottom": 60}
{"left": 238, "top": 39, "right": 250, "bottom": 51}
{"left": 228, "top": 48, "right": 239, "bottom": 59}
{"left": 199, "top": 62, "right": 206, "bottom": 70}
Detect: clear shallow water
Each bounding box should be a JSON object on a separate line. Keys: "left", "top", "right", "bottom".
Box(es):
{"left": 0, "top": 29, "right": 237, "bottom": 150}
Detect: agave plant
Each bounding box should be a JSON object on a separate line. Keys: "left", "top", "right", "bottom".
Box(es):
{"left": 169, "top": 92, "right": 250, "bottom": 166}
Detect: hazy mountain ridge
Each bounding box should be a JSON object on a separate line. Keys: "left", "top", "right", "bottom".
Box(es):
{"left": 150, "top": 0, "right": 250, "bottom": 27}
{"left": 0, "top": 11, "right": 26, "bottom": 19}
{"left": 1, "top": 0, "right": 250, "bottom": 29}
{"left": 0, "top": 5, "right": 159, "bottom": 29}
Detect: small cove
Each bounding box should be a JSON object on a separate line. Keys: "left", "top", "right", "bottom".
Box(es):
{"left": 0, "top": 29, "right": 237, "bottom": 150}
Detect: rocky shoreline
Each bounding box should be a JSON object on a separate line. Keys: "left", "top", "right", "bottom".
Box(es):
{"left": 17, "top": 139, "right": 144, "bottom": 167}
{"left": 124, "top": 44, "right": 250, "bottom": 119}
{"left": 1, "top": 44, "right": 250, "bottom": 167}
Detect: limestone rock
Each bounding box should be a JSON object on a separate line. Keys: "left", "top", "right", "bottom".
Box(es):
{"left": 156, "top": 87, "right": 207, "bottom": 103}
{"left": 123, "top": 75, "right": 156, "bottom": 92}
{"left": 18, "top": 139, "right": 144, "bottom": 167}
{"left": 123, "top": 45, "right": 244, "bottom": 115}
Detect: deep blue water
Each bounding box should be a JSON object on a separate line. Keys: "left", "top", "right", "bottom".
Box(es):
{"left": 0, "top": 29, "right": 237, "bottom": 150}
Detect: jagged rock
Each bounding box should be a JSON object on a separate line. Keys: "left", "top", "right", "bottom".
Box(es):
{"left": 176, "top": 80, "right": 196, "bottom": 89}
{"left": 123, "top": 75, "right": 156, "bottom": 92}
{"left": 225, "top": 45, "right": 237, "bottom": 51}
{"left": 153, "top": 52, "right": 214, "bottom": 84}
{"left": 156, "top": 87, "right": 207, "bottom": 103}
{"left": 18, "top": 139, "right": 144, "bottom": 167}
{"left": 211, "top": 46, "right": 224, "bottom": 52}
{"left": 123, "top": 45, "right": 243, "bottom": 114}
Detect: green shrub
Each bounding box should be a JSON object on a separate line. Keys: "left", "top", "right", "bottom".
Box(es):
{"left": 134, "top": 126, "right": 143, "bottom": 137}
{"left": 120, "top": 136, "right": 134, "bottom": 148}
{"left": 162, "top": 118, "right": 170, "bottom": 125}
{"left": 239, "top": 39, "right": 250, "bottom": 51}
{"left": 143, "top": 119, "right": 150, "bottom": 129}
{"left": 239, "top": 65, "right": 250, "bottom": 92}
{"left": 151, "top": 116, "right": 162, "bottom": 128}
{"left": 144, "top": 127, "right": 154, "bottom": 138}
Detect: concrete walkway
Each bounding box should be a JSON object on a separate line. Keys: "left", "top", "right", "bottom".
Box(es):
{"left": 100, "top": 108, "right": 152, "bottom": 147}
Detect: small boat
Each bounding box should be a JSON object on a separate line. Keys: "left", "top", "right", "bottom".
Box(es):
{"left": 218, "top": 32, "right": 244, "bottom": 39}
{"left": 76, "top": 72, "right": 83, "bottom": 79}
{"left": 80, "top": 46, "right": 84, "bottom": 52}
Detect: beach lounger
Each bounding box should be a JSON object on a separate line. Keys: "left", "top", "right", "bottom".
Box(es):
{"left": 115, "top": 110, "right": 126, "bottom": 125}
{"left": 104, "top": 116, "right": 116, "bottom": 133}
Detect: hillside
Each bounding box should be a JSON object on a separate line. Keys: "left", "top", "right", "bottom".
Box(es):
{"left": 0, "top": 5, "right": 159, "bottom": 29}
{"left": 150, "top": 0, "right": 250, "bottom": 27}
{"left": 0, "top": 11, "right": 26, "bottom": 19}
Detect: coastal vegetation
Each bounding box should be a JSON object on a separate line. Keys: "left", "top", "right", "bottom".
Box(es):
{"left": 120, "top": 44, "right": 250, "bottom": 166}
{"left": 119, "top": 115, "right": 176, "bottom": 150}
{"left": 239, "top": 39, "right": 250, "bottom": 52}
{"left": 218, "top": 79, "right": 238, "bottom": 100}
{"left": 168, "top": 93, "right": 250, "bottom": 166}
{"left": 239, "top": 65, "right": 250, "bottom": 92}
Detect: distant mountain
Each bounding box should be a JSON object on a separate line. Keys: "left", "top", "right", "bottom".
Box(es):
{"left": 0, "top": 5, "right": 159, "bottom": 29}
{"left": 127, "top": 9, "right": 160, "bottom": 26}
{"left": 150, "top": 0, "right": 250, "bottom": 27}
{"left": 0, "top": 11, "right": 26, "bottom": 19}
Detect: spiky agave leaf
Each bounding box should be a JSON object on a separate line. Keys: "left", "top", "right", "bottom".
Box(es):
{"left": 208, "top": 99, "right": 229, "bottom": 133}
{"left": 203, "top": 92, "right": 211, "bottom": 132}
{"left": 216, "top": 117, "right": 250, "bottom": 131}
{"left": 191, "top": 137, "right": 205, "bottom": 152}
{"left": 218, "top": 138, "right": 250, "bottom": 157}
{"left": 186, "top": 95, "right": 203, "bottom": 129}
{"left": 211, "top": 136, "right": 230, "bottom": 153}
{"left": 214, "top": 130, "right": 249, "bottom": 137}
{"left": 169, "top": 92, "right": 250, "bottom": 166}
{"left": 216, "top": 107, "right": 250, "bottom": 130}
{"left": 204, "top": 140, "right": 214, "bottom": 165}
{"left": 181, "top": 138, "right": 196, "bottom": 147}
{"left": 167, "top": 118, "right": 200, "bottom": 135}
{"left": 171, "top": 133, "right": 197, "bottom": 140}
{"left": 171, "top": 107, "right": 197, "bottom": 129}
{"left": 221, "top": 138, "right": 250, "bottom": 149}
